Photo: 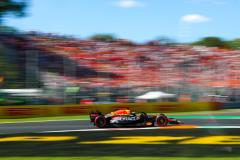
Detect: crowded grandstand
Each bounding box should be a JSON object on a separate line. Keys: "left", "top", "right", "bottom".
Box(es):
{"left": 1, "top": 32, "right": 240, "bottom": 104}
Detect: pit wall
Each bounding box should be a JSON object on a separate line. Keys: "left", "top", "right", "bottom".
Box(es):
{"left": 0, "top": 102, "right": 220, "bottom": 118}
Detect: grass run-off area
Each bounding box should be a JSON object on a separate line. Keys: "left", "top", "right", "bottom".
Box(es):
{"left": 1, "top": 109, "right": 240, "bottom": 123}
{"left": 1, "top": 157, "right": 240, "bottom": 160}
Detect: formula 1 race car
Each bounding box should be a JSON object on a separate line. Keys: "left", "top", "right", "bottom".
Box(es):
{"left": 90, "top": 109, "right": 182, "bottom": 128}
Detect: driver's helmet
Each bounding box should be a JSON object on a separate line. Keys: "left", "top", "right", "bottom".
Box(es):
{"left": 111, "top": 109, "right": 130, "bottom": 116}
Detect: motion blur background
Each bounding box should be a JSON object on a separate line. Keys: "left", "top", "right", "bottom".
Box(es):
{"left": 0, "top": 0, "right": 240, "bottom": 106}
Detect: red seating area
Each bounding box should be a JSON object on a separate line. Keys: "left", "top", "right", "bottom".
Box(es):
{"left": 4, "top": 32, "right": 240, "bottom": 90}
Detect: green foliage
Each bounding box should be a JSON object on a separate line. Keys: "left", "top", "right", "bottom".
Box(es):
{"left": 0, "top": 25, "right": 18, "bottom": 32}
{"left": 227, "top": 38, "right": 240, "bottom": 50}
{"left": 192, "top": 37, "right": 240, "bottom": 50}
{"left": 90, "top": 34, "right": 117, "bottom": 42}
{"left": 0, "top": 0, "right": 28, "bottom": 23}
{"left": 192, "top": 37, "right": 227, "bottom": 48}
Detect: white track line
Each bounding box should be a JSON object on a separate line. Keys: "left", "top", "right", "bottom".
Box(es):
{"left": 41, "top": 127, "right": 159, "bottom": 133}
{"left": 41, "top": 125, "right": 240, "bottom": 133}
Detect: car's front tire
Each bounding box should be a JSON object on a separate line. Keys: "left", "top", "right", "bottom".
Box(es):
{"left": 156, "top": 115, "right": 168, "bottom": 127}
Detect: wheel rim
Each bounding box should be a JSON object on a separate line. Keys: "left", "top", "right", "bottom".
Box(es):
{"left": 160, "top": 118, "right": 164, "bottom": 124}
{"left": 95, "top": 116, "right": 106, "bottom": 128}
{"left": 157, "top": 116, "right": 167, "bottom": 126}
{"left": 97, "top": 119, "right": 104, "bottom": 126}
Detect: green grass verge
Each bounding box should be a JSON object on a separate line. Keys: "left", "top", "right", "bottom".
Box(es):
{"left": 0, "top": 157, "right": 240, "bottom": 160}
{"left": 0, "top": 115, "right": 89, "bottom": 123}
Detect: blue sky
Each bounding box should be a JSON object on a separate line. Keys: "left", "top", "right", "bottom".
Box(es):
{"left": 6, "top": 0, "right": 240, "bottom": 42}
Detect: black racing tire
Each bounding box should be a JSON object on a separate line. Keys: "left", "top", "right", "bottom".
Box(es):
{"left": 160, "top": 113, "right": 167, "bottom": 118}
{"left": 156, "top": 115, "right": 168, "bottom": 127}
{"left": 95, "top": 116, "right": 107, "bottom": 128}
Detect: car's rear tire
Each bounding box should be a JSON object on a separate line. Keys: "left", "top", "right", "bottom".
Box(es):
{"left": 95, "top": 116, "right": 107, "bottom": 128}
{"left": 156, "top": 115, "right": 168, "bottom": 127}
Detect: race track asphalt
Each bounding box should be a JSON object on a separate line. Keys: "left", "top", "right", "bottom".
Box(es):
{"left": 0, "top": 127, "right": 240, "bottom": 157}
{"left": 0, "top": 118, "right": 240, "bottom": 134}
{"left": 1, "top": 118, "right": 240, "bottom": 157}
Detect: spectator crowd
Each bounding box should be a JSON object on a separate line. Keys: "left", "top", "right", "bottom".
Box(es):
{"left": 1, "top": 32, "right": 240, "bottom": 103}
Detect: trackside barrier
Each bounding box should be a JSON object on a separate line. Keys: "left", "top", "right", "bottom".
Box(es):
{"left": 0, "top": 102, "right": 220, "bottom": 118}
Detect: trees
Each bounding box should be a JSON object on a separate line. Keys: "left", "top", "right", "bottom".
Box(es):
{"left": 227, "top": 39, "right": 240, "bottom": 50}
{"left": 192, "top": 37, "right": 240, "bottom": 50}
{"left": 90, "top": 34, "right": 117, "bottom": 42}
{"left": 0, "top": 0, "right": 28, "bottom": 23}
{"left": 0, "top": 0, "right": 28, "bottom": 87}
{"left": 192, "top": 37, "right": 227, "bottom": 48}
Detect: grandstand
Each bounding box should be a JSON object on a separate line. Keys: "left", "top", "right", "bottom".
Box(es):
{"left": 1, "top": 32, "right": 240, "bottom": 104}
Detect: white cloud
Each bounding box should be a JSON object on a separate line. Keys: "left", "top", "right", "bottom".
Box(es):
{"left": 115, "top": 0, "right": 144, "bottom": 8}
{"left": 181, "top": 14, "right": 210, "bottom": 23}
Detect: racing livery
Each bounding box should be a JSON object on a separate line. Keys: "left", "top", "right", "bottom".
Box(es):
{"left": 90, "top": 109, "right": 182, "bottom": 128}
